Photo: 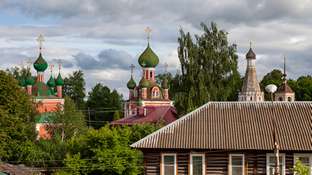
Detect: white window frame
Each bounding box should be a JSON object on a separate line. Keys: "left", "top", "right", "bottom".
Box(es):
{"left": 190, "top": 153, "right": 205, "bottom": 175}
{"left": 294, "top": 153, "right": 312, "bottom": 175}
{"left": 229, "top": 154, "right": 245, "bottom": 175}
{"left": 161, "top": 153, "right": 177, "bottom": 175}
{"left": 266, "top": 153, "right": 286, "bottom": 175}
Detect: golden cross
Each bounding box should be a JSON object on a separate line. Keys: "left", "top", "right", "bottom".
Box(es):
{"left": 50, "top": 64, "right": 54, "bottom": 74}
{"left": 57, "top": 59, "right": 62, "bottom": 73}
{"left": 249, "top": 41, "right": 252, "bottom": 48}
{"left": 36, "top": 34, "right": 45, "bottom": 52}
{"left": 130, "top": 64, "right": 135, "bottom": 76}
{"left": 144, "top": 27, "right": 152, "bottom": 43}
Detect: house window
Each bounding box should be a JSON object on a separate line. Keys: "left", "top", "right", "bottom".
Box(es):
{"left": 294, "top": 154, "right": 312, "bottom": 175}
{"left": 229, "top": 154, "right": 244, "bottom": 175}
{"left": 288, "top": 97, "right": 292, "bottom": 102}
{"left": 266, "top": 153, "right": 285, "bottom": 175}
{"left": 190, "top": 154, "right": 205, "bottom": 175}
{"left": 161, "top": 154, "right": 176, "bottom": 175}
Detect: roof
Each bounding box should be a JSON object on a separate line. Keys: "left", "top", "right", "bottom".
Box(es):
{"left": 276, "top": 82, "right": 294, "bottom": 93}
{"left": 246, "top": 48, "right": 256, "bottom": 59}
{"left": 241, "top": 67, "right": 262, "bottom": 93}
{"left": 0, "top": 163, "right": 39, "bottom": 175}
{"left": 131, "top": 102, "right": 312, "bottom": 151}
{"left": 138, "top": 44, "right": 159, "bottom": 68}
{"left": 111, "top": 106, "right": 176, "bottom": 125}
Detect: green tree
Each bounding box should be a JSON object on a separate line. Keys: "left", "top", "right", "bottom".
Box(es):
{"left": 173, "top": 22, "right": 241, "bottom": 115}
{"left": 292, "top": 160, "right": 310, "bottom": 175}
{"left": 290, "top": 75, "right": 312, "bottom": 101}
{"left": 0, "top": 70, "right": 35, "bottom": 161}
{"left": 260, "top": 69, "right": 284, "bottom": 100}
{"left": 6, "top": 66, "right": 32, "bottom": 82}
{"left": 86, "top": 83, "right": 123, "bottom": 128}
{"left": 63, "top": 70, "right": 86, "bottom": 109}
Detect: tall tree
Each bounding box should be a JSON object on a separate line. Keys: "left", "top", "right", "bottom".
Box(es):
{"left": 290, "top": 75, "right": 312, "bottom": 101}
{"left": 0, "top": 70, "right": 35, "bottom": 161}
{"left": 63, "top": 70, "right": 86, "bottom": 109}
{"left": 86, "top": 83, "right": 123, "bottom": 128}
{"left": 260, "top": 69, "right": 284, "bottom": 100}
{"left": 174, "top": 22, "right": 241, "bottom": 115}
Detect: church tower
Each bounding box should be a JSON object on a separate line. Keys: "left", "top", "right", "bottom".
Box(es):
{"left": 238, "top": 44, "right": 264, "bottom": 101}
{"left": 274, "top": 57, "right": 295, "bottom": 101}
{"left": 112, "top": 27, "right": 177, "bottom": 125}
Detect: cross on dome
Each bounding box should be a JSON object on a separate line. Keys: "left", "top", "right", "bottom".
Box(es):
{"left": 37, "top": 34, "right": 45, "bottom": 52}
{"left": 144, "top": 27, "right": 152, "bottom": 43}
{"left": 130, "top": 64, "right": 135, "bottom": 76}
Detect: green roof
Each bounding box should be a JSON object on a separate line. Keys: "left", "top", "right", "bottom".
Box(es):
{"left": 32, "top": 82, "right": 54, "bottom": 96}
{"left": 25, "top": 76, "right": 35, "bottom": 86}
{"left": 55, "top": 73, "right": 64, "bottom": 86}
{"left": 127, "top": 76, "right": 136, "bottom": 89}
{"left": 19, "top": 78, "right": 26, "bottom": 87}
{"left": 139, "top": 77, "right": 150, "bottom": 88}
{"left": 47, "top": 75, "right": 56, "bottom": 87}
{"left": 138, "top": 44, "right": 159, "bottom": 68}
{"left": 33, "top": 53, "right": 48, "bottom": 72}
{"left": 35, "top": 112, "right": 56, "bottom": 123}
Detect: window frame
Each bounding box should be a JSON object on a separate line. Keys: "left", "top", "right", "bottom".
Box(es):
{"left": 294, "top": 153, "right": 312, "bottom": 175}
{"left": 229, "top": 154, "right": 245, "bottom": 175}
{"left": 266, "top": 153, "right": 286, "bottom": 175}
{"left": 190, "top": 153, "right": 205, "bottom": 175}
{"left": 161, "top": 153, "right": 177, "bottom": 175}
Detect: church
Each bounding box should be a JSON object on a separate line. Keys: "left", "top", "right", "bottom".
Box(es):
{"left": 111, "top": 28, "right": 177, "bottom": 125}
{"left": 19, "top": 35, "right": 64, "bottom": 139}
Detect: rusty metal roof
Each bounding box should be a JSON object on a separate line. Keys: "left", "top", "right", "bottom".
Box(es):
{"left": 131, "top": 102, "right": 312, "bottom": 151}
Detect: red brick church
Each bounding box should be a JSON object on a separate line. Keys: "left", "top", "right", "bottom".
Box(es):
{"left": 111, "top": 28, "right": 177, "bottom": 125}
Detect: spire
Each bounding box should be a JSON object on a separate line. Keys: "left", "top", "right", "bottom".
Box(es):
{"left": 55, "top": 63, "right": 64, "bottom": 86}
{"left": 37, "top": 34, "right": 45, "bottom": 53}
{"left": 47, "top": 64, "right": 56, "bottom": 87}
{"left": 138, "top": 27, "right": 159, "bottom": 68}
{"left": 144, "top": 26, "right": 152, "bottom": 45}
{"left": 33, "top": 34, "right": 48, "bottom": 72}
{"left": 283, "top": 56, "right": 287, "bottom": 82}
{"left": 127, "top": 64, "right": 136, "bottom": 89}
{"left": 246, "top": 41, "right": 256, "bottom": 59}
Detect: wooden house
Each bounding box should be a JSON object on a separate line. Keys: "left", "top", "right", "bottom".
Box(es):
{"left": 131, "top": 102, "right": 312, "bottom": 175}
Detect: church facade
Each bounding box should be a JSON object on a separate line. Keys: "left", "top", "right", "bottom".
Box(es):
{"left": 111, "top": 30, "right": 177, "bottom": 125}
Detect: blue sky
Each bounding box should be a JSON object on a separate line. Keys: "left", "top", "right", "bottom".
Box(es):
{"left": 0, "top": 0, "right": 311, "bottom": 98}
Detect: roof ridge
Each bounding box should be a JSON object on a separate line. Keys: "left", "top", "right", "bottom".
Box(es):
{"left": 131, "top": 101, "right": 211, "bottom": 148}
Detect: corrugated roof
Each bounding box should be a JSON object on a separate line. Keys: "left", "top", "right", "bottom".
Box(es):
{"left": 131, "top": 102, "right": 312, "bottom": 151}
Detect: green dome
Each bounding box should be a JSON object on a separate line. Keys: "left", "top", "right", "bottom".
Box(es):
{"left": 138, "top": 44, "right": 159, "bottom": 68}
{"left": 25, "top": 76, "right": 35, "bottom": 86}
{"left": 55, "top": 73, "right": 64, "bottom": 86}
{"left": 32, "top": 82, "right": 52, "bottom": 96}
{"left": 139, "top": 77, "right": 150, "bottom": 88}
{"left": 162, "top": 77, "right": 168, "bottom": 89}
{"left": 19, "top": 78, "right": 27, "bottom": 87}
{"left": 33, "top": 53, "right": 48, "bottom": 72}
{"left": 47, "top": 75, "right": 56, "bottom": 87}
{"left": 127, "top": 76, "right": 136, "bottom": 89}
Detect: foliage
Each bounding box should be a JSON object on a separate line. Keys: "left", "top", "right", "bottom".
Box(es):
{"left": 292, "top": 160, "right": 310, "bottom": 175}
{"left": 0, "top": 70, "right": 35, "bottom": 161}
{"left": 63, "top": 70, "right": 86, "bottom": 109}
{"left": 260, "top": 69, "right": 284, "bottom": 100}
{"left": 290, "top": 75, "right": 312, "bottom": 101}
{"left": 57, "top": 124, "right": 160, "bottom": 175}
{"left": 52, "top": 97, "right": 88, "bottom": 142}
{"left": 86, "top": 83, "right": 123, "bottom": 128}
{"left": 6, "top": 66, "right": 32, "bottom": 82}
{"left": 172, "top": 22, "right": 241, "bottom": 115}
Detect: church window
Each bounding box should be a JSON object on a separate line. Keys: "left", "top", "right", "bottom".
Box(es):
{"left": 150, "top": 71, "right": 153, "bottom": 79}
{"left": 250, "top": 96, "right": 252, "bottom": 101}
{"left": 151, "top": 87, "right": 160, "bottom": 98}
{"left": 288, "top": 97, "right": 292, "bottom": 102}
{"left": 279, "top": 97, "right": 283, "bottom": 101}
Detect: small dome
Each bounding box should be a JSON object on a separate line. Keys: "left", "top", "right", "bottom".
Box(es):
{"left": 246, "top": 48, "right": 256, "bottom": 59}
{"left": 33, "top": 53, "right": 48, "bottom": 72}
{"left": 55, "top": 73, "right": 64, "bottom": 86}
{"left": 162, "top": 77, "right": 168, "bottom": 89}
{"left": 25, "top": 76, "right": 35, "bottom": 86}
{"left": 139, "top": 77, "right": 150, "bottom": 88}
{"left": 47, "top": 75, "right": 56, "bottom": 87}
{"left": 127, "top": 76, "right": 136, "bottom": 89}
{"left": 19, "top": 78, "right": 27, "bottom": 87}
{"left": 138, "top": 44, "right": 159, "bottom": 68}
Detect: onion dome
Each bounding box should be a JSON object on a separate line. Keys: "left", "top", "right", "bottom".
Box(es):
{"left": 246, "top": 48, "right": 256, "bottom": 59}
{"left": 25, "top": 76, "right": 35, "bottom": 86}
{"left": 33, "top": 53, "right": 48, "bottom": 72}
{"left": 138, "top": 44, "right": 159, "bottom": 68}
{"left": 47, "top": 75, "right": 56, "bottom": 87}
{"left": 19, "top": 78, "right": 26, "bottom": 87}
{"left": 139, "top": 77, "right": 150, "bottom": 88}
{"left": 127, "top": 76, "right": 136, "bottom": 89}
{"left": 162, "top": 77, "right": 168, "bottom": 89}
{"left": 55, "top": 73, "right": 64, "bottom": 86}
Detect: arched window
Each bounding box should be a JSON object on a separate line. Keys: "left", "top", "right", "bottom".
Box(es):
{"left": 151, "top": 87, "right": 160, "bottom": 98}
{"left": 288, "top": 97, "right": 292, "bottom": 102}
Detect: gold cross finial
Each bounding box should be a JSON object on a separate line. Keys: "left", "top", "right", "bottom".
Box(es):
{"left": 144, "top": 27, "right": 152, "bottom": 43}
{"left": 50, "top": 64, "right": 54, "bottom": 74}
{"left": 249, "top": 41, "right": 252, "bottom": 48}
{"left": 36, "top": 34, "right": 45, "bottom": 52}
{"left": 130, "top": 64, "right": 135, "bottom": 76}
{"left": 56, "top": 59, "right": 62, "bottom": 73}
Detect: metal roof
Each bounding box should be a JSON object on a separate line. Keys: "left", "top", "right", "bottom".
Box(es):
{"left": 131, "top": 102, "right": 312, "bottom": 151}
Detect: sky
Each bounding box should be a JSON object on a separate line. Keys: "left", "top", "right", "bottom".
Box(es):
{"left": 0, "top": 0, "right": 311, "bottom": 98}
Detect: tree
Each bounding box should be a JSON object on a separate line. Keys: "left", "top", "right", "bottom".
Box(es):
{"left": 6, "top": 66, "right": 32, "bottom": 82}
{"left": 173, "top": 22, "right": 241, "bottom": 115}
{"left": 58, "top": 124, "right": 159, "bottom": 175}
{"left": 292, "top": 160, "right": 310, "bottom": 175}
{"left": 290, "top": 75, "right": 312, "bottom": 101}
{"left": 260, "top": 69, "right": 284, "bottom": 100}
{"left": 0, "top": 70, "right": 36, "bottom": 161}
{"left": 86, "top": 83, "right": 123, "bottom": 128}
{"left": 63, "top": 70, "right": 86, "bottom": 109}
